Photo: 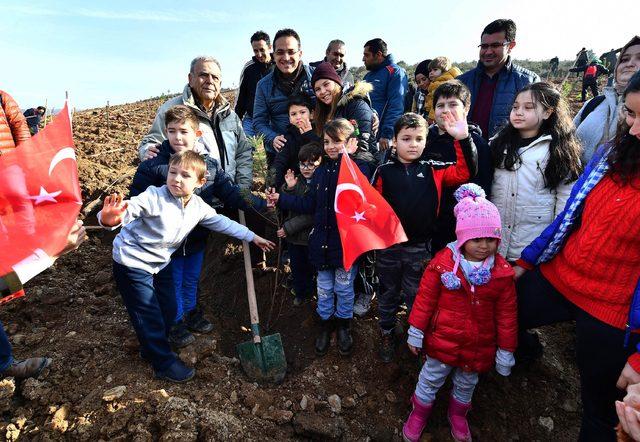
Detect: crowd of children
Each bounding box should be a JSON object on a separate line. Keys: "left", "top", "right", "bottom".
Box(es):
{"left": 77, "top": 47, "right": 640, "bottom": 440}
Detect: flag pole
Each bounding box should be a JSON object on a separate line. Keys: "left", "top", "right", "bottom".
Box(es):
{"left": 65, "top": 91, "right": 73, "bottom": 130}
{"left": 340, "top": 145, "right": 360, "bottom": 183}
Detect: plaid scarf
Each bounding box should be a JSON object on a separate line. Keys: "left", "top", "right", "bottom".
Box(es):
{"left": 414, "top": 90, "right": 427, "bottom": 118}
{"left": 536, "top": 147, "right": 611, "bottom": 264}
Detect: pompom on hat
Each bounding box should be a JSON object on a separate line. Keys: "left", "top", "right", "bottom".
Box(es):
{"left": 453, "top": 183, "right": 502, "bottom": 249}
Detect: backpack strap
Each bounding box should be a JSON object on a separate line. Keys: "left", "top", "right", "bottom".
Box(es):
{"left": 580, "top": 95, "right": 606, "bottom": 122}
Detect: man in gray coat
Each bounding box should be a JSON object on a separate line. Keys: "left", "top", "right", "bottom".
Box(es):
{"left": 138, "top": 56, "right": 252, "bottom": 191}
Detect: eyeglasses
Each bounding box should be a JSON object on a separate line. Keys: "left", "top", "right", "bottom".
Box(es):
{"left": 274, "top": 49, "right": 300, "bottom": 57}
{"left": 299, "top": 162, "right": 318, "bottom": 170}
{"left": 478, "top": 42, "right": 511, "bottom": 50}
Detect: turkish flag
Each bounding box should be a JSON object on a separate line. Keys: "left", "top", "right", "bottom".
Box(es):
{"left": 335, "top": 153, "right": 407, "bottom": 270}
{"left": 0, "top": 102, "right": 81, "bottom": 302}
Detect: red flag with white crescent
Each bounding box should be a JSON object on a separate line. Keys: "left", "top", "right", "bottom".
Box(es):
{"left": 335, "top": 152, "right": 407, "bottom": 270}
{"left": 0, "top": 102, "right": 81, "bottom": 302}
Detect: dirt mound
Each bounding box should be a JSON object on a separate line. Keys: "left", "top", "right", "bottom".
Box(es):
{"left": 0, "top": 85, "right": 587, "bottom": 440}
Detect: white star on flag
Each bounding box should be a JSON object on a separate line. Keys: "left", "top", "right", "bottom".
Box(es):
{"left": 28, "top": 186, "right": 62, "bottom": 205}
{"left": 351, "top": 211, "right": 366, "bottom": 223}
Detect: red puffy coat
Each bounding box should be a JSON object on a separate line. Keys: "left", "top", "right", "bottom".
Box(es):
{"left": 0, "top": 90, "right": 31, "bottom": 153}
{"left": 409, "top": 247, "right": 517, "bottom": 372}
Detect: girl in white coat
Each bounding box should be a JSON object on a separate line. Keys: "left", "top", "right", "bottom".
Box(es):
{"left": 490, "top": 82, "right": 583, "bottom": 262}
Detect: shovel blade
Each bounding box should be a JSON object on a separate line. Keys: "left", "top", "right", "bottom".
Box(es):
{"left": 237, "top": 333, "right": 286, "bottom": 384}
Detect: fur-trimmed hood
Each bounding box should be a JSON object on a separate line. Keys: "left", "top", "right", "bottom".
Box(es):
{"left": 338, "top": 81, "right": 373, "bottom": 108}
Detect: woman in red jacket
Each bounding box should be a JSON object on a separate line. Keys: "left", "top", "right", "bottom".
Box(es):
{"left": 402, "top": 184, "right": 517, "bottom": 442}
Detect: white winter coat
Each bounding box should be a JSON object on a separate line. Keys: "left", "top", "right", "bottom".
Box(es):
{"left": 490, "top": 135, "right": 574, "bottom": 261}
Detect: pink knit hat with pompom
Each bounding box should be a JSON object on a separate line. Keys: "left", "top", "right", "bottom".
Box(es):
{"left": 453, "top": 184, "right": 502, "bottom": 248}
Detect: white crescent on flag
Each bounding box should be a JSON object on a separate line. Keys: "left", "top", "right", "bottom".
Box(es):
{"left": 334, "top": 183, "right": 366, "bottom": 215}
{"left": 48, "top": 147, "right": 76, "bottom": 176}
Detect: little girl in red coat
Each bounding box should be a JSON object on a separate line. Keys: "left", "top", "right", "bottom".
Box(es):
{"left": 402, "top": 183, "right": 517, "bottom": 442}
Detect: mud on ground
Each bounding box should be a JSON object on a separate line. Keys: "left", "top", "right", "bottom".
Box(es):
{"left": 0, "top": 82, "right": 592, "bottom": 440}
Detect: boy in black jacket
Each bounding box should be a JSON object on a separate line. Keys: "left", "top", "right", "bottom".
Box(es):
{"left": 130, "top": 105, "right": 266, "bottom": 348}
{"left": 372, "top": 111, "right": 478, "bottom": 363}
{"left": 426, "top": 80, "right": 493, "bottom": 253}
{"left": 271, "top": 94, "right": 321, "bottom": 189}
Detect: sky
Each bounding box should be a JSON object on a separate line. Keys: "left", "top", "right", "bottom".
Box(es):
{"left": 2, "top": 0, "right": 637, "bottom": 111}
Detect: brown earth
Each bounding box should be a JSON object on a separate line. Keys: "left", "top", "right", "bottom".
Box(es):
{"left": 0, "top": 79, "right": 597, "bottom": 441}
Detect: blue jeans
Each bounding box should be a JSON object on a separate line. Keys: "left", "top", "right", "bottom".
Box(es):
{"left": 0, "top": 321, "right": 13, "bottom": 371}
{"left": 112, "top": 261, "right": 177, "bottom": 371}
{"left": 288, "top": 244, "right": 314, "bottom": 297}
{"left": 316, "top": 266, "right": 358, "bottom": 320}
{"left": 242, "top": 116, "right": 255, "bottom": 138}
{"left": 172, "top": 250, "right": 205, "bottom": 323}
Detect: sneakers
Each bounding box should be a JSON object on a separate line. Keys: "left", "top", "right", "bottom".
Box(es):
{"left": 168, "top": 322, "right": 195, "bottom": 348}
{"left": 402, "top": 394, "right": 434, "bottom": 442}
{"left": 448, "top": 396, "right": 473, "bottom": 441}
{"left": 315, "top": 319, "right": 332, "bottom": 356}
{"left": 1, "top": 357, "right": 51, "bottom": 379}
{"left": 154, "top": 359, "right": 195, "bottom": 383}
{"left": 379, "top": 330, "right": 396, "bottom": 363}
{"left": 336, "top": 318, "right": 353, "bottom": 356}
{"left": 184, "top": 309, "right": 213, "bottom": 334}
{"left": 353, "top": 292, "right": 373, "bottom": 317}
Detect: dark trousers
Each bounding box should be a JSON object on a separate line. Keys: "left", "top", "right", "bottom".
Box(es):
{"left": 172, "top": 250, "right": 205, "bottom": 323}
{"left": 0, "top": 321, "right": 13, "bottom": 371}
{"left": 582, "top": 80, "right": 599, "bottom": 102}
{"left": 376, "top": 242, "right": 430, "bottom": 331}
{"left": 288, "top": 243, "right": 314, "bottom": 297}
{"left": 112, "top": 261, "right": 177, "bottom": 371}
{"left": 518, "top": 268, "right": 640, "bottom": 442}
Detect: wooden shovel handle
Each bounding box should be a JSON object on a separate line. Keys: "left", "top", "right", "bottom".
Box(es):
{"left": 238, "top": 210, "right": 261, "bottom": 343}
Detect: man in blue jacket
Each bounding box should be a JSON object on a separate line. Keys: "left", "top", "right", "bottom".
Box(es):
{"left": 253, "top": 28, "right": 314, "bottom": 167}
{"left": 363, "top": 38, "right": 408, "bottom": 151}
{"left": 458, "top": 19, "right": 540, "bottom": 140}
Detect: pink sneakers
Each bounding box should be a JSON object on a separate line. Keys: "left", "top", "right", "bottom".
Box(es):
{"left": 448, "top": 396, "right": 473, "bottom": 441}
{"left": 402, "top": 394, "right": 434, "bottom": 442}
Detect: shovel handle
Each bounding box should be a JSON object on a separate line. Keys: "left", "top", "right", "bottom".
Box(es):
{"left": 239, "top": 210, "right": 261, "bottom": 344}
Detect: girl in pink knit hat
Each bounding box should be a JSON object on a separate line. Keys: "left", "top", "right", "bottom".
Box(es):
{"left": 402, "top": 183, "right": 518, "bottom": 442}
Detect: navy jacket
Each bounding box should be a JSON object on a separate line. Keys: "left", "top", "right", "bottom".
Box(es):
{"left": 129, "top": 140, "right": 266, "bottom": 256}
{"left": 334, "top": 82, "right": 377, "bottom": 153}
{"left": 252, "top": 64, "right": 315, "bottom": 154}
{"left": 458, "top": 57, "right": 540, "bottom": 139}
{"left": 277, "top": 153, "right": 374, "bottom": 269}
{"left": 363, "top": 54, "right": 408, "bottom": 141}
{"left": 272, "top": 124, "right": 321, "bottom": 189}
{"left": 235, "top": 57, "right": 274, "bottom": 119}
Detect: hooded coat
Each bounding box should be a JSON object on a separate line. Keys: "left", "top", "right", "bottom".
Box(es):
{"left": 409, "top": 247, "right": 517, "bottom": 372}
{"left": 333, "top": 81, "right": 376, "bottom": 152}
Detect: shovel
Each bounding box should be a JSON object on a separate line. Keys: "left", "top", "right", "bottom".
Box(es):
{"left": 236, "top": 210, "right": 287, "bottom": 384}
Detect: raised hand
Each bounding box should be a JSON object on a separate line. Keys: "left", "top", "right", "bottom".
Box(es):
{"left": 441, "top": 112, "right": 469, "bottom": 140}
{"left": 296, "top": 118, "right": 312, "bottom": 134}
{"left": 252, "top": 235, "right": 276, "bottom": 252}
{"left": 284, "top": 169, "right": 298, "bottom": 189}
{"left": 100, "top": 193, "right": 128, "bottom": 227}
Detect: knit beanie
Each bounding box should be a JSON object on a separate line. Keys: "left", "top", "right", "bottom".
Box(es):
{"left": 453, "top": 184, "right": 502, "bottom": 249}
{"left": 311, "top": 62, "right": 343, "bottom": 88}
{"left": 415, "top": 59, "right": 431, "bottom": 78}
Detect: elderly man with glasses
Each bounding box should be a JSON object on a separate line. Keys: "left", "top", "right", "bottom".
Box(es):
{"left": 458, "top": 19, "right": 540, "bottom": 139}
{"left": 253, "top": 28, "right": 315, "bottom": 167}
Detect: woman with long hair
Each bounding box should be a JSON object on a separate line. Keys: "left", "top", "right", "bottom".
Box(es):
{"left": 514, "top": 71, "right": 640, "bottom": 441}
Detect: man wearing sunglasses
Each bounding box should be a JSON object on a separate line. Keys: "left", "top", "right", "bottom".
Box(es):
{"left": 458, "top": 19, "right": 540, "bottom": 140}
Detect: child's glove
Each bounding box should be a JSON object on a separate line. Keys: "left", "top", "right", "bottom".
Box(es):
{"left": 495, "top": 348, "right": 515, "bottom": 376}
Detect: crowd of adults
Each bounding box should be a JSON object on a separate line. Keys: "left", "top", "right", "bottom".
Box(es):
{"left": 2, "top": 17, "right": 640, "bottom": 441}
